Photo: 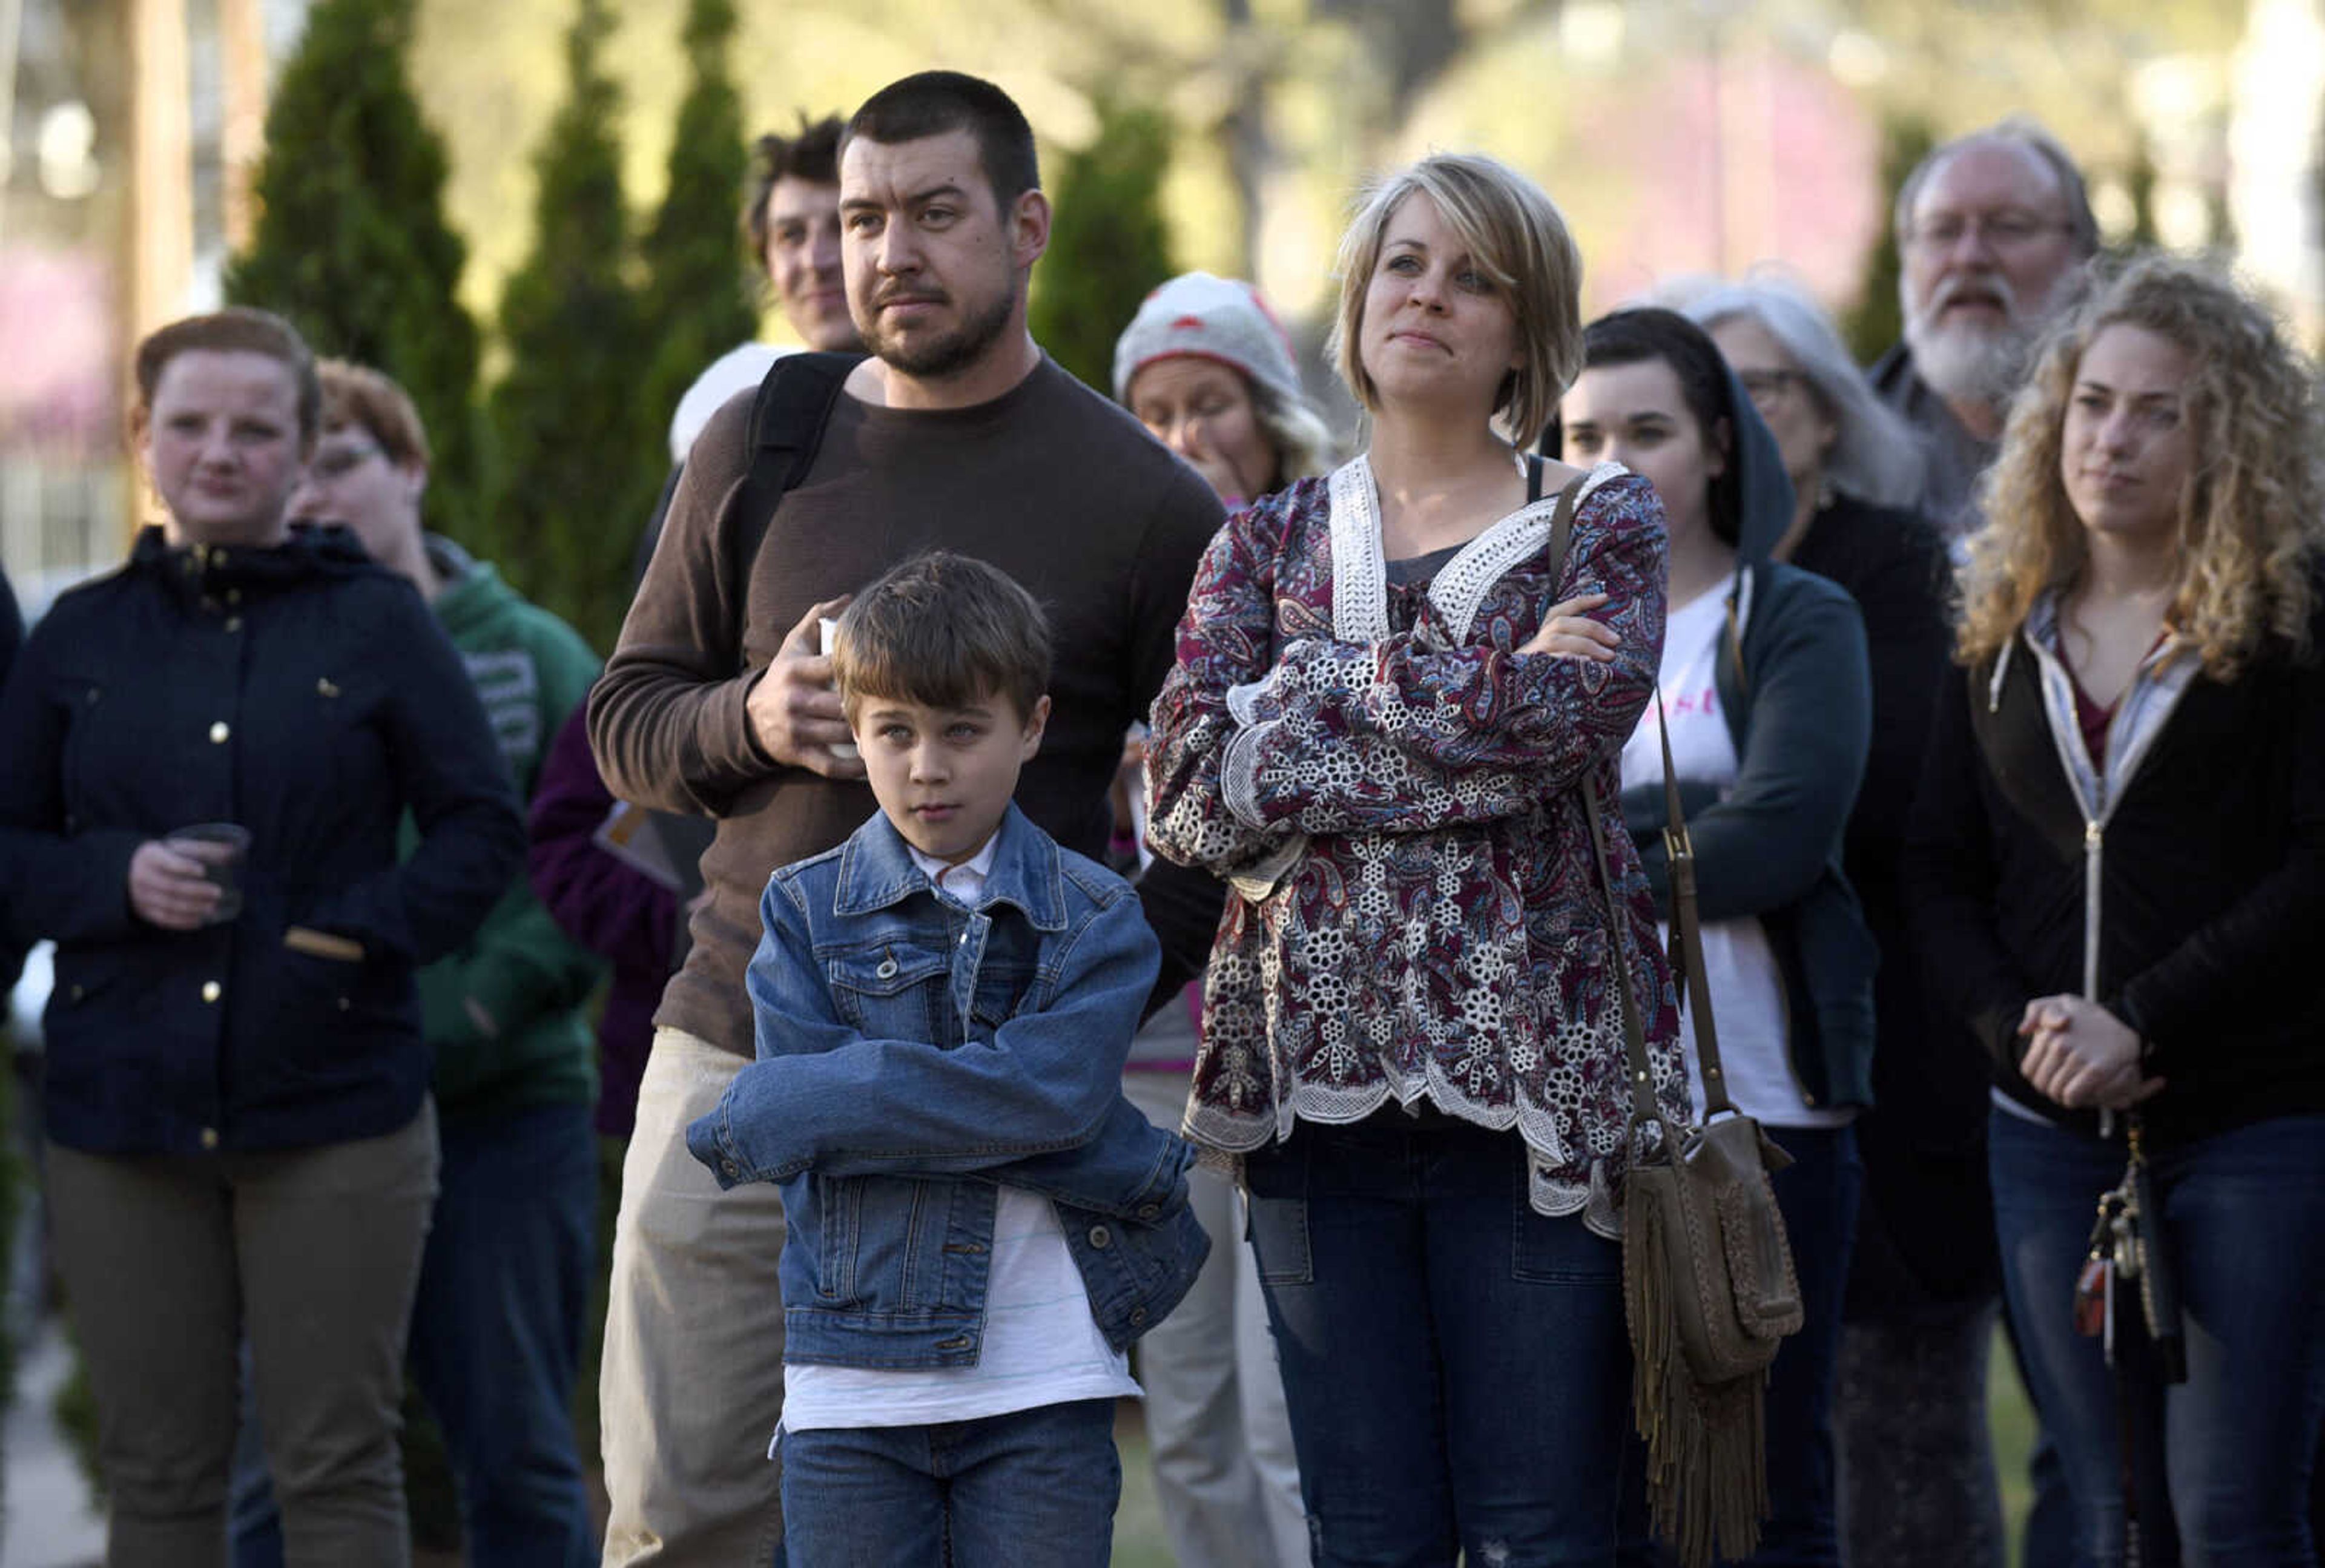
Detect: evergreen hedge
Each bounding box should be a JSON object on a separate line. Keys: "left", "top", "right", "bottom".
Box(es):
{"left": 637, "top": 0, "right": 760, "bottom": 454}
{"left": 224, "top": 0, "right": 486, "bottom": 542}
{"left": 1029, "top": 101, "right": 1175, "bottom": 395}
{"left": 484, "top": 0, "right": 660, "bottom": 654}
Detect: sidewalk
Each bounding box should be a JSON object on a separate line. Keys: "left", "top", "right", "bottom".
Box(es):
{"left": 1, "top": 1316, "right": 105, "bottom": 1568}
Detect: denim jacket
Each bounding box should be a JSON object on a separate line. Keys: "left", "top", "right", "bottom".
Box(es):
{"left": 687, "top": 805, "right": 1210, "bottom": 1368}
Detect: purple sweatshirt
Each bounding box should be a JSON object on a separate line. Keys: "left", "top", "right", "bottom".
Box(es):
{"left": 529, "top": 706, "right": 678, "bottom": 1137}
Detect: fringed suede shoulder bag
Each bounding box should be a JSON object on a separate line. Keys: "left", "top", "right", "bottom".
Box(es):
{"left": 1544, "top": 474, "right": 1806, "bottom": 1568}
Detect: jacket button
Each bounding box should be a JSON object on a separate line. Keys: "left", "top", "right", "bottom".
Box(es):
{"left": 199, "top": 1127, "right": 219, "bottom": 1150}
{"left": 875, "top": 958, "right": 898, "bottom": 980}
{"left": 209, "top": 721, "right": 230, "bottom": 744}
{"left": 225, "top": 616, "right": 242, "bottom": 633}
{"left": 1136, "top": 1204, "right": 1160, "bottom": 1220}
{"left": 721, "top": 1159, "right": 740, "bottom": 1180}
{"left": 200, "top": 981, "right": 222, "bottom": 1003}
{"left": 1087, "top": 1225, "right": 1112, "bottom": 1250}
{"left": 84, "top": 687, "right": 99, "bottom": 705}
{"left": 337, "top": 996, "right": 351, "bottom": 1012}
{"left": 1129, "top": 1306, "right": 1147, "bottom": 1326}
{"left": 68, "top": 984, "right": 84, "bottom": 1001}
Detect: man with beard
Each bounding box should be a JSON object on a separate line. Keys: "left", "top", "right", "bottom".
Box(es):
{"left": 1870, "top": 120, "right": 2097, "bottom": 538}
{"left": 587, "top": 71, "right": 1225, "bottom": 1567}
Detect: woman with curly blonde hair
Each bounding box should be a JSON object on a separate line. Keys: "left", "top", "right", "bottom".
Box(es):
{"left": 1906, "top": 254, "right": 2325, "bottom": 1566}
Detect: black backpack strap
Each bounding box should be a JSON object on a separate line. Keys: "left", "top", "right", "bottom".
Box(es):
{"left": 746, "top": 351, "right": 866, "bottom": 495}
{"left": 724, "top": 349, "right": 865, "bottom": 596}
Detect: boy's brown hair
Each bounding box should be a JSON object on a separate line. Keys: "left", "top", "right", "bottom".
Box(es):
{"left": 831, "top": 552, "right": 1050, "bottom": 723}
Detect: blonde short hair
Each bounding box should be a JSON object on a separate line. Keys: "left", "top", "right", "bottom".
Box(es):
{"left": 1326, "top": 153, "right": 1583, "bottom": 446}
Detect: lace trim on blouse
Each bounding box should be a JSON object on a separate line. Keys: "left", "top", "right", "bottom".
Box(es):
{"left": 1328, "top": 456, "right": 1630, "bottom": 645}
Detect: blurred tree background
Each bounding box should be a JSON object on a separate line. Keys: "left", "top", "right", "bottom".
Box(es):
{"left": 1028, "top": 100, "right": 1176, "bottom": 394}
{"left": 480, "top": 0, "right": 658, "bottom": 653}
{"left": 212, "top": 0, "right": 2260, "bottom": 651}
{"left": 636, "top": 0, "right": 759, "bottom": 453}
{"left": 225, "top": 0, "right": 487, "bottom": 542}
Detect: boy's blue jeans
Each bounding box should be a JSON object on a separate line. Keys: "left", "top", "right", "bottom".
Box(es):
{"left": 1244, "top": 1114, "right": 1632, "bottom": 1566}
{"left": 1990, "top": 1108, "right": 2325, "bottom": 1568}
{"left": 778, "top": 1398, "right": 1120, "bottom": 1567}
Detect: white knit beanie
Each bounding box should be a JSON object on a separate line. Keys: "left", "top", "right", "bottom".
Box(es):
{"left": 1110, "top": 273, "right": 1303, "bottom": 409}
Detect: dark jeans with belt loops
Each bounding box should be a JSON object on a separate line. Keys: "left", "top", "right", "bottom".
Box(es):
{"left": 1245, "top": 1113, "right": 1632, "bottom": 1567}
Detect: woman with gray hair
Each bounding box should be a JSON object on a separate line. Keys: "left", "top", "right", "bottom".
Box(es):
{"left": 1685, "top": 278, "right": 2005, "bottom": 1568}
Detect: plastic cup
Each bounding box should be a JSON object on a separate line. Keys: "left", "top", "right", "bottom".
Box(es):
{"left": 170, "top": 822, "right": 251, "bottom": 924}
{"left": 819, "top": 617, "right": 859, "bottom": 762}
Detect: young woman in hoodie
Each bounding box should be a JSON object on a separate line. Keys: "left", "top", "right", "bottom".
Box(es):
{"left": 1905, "top": 255, "right": 2325, "bottom": 1566}
{"left": 1555, "top": 306, "right": 1876, "bottom": 1567}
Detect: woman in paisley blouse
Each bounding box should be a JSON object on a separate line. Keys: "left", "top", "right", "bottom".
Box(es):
{"left": 1145, "top": 152, "right": 1687, "bottom": 1564}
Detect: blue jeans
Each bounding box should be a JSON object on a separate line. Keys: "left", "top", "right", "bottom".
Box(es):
{"left": 777, "top": 1397, "right": 1120, "bottom": 1567}
{"left": 1245, "top": 1115, "right": 1632, "bottom": 1566}
{"left": 232, "top": 1101, "right": 598, "bottom": 1568}
{"left": 1991, "top": 1108, "right": 2325, "bottom": 1567}
{"left": 1618, "top": 1123, "right": 1861, "bottom": 1568}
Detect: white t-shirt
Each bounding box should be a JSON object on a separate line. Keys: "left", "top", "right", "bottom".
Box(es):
{"left": 1619, "top": 578, "right": 1853, "bottom": 1131}
{"left": 667, "top": 342, "right": 788, "bottom": 463}
{"left": 776, "top": 837, "right": 1142, "bottom": 1437}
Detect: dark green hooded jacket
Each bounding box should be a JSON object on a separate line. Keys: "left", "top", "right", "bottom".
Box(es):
{"left": 418, "top": 536, "right": 604, "bottom": 1118}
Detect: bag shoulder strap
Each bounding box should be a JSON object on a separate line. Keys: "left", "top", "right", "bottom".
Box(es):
{"left": 1540, "top": 476, "right": 1733, "bottom": 1130}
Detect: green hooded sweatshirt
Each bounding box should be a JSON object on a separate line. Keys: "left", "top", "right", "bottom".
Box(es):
{"left": 413, "top": 536, "right": 605, "bottom": 1119}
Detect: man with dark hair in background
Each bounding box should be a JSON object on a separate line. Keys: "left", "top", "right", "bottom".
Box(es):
{"left": 661, "top": 115, "right": 865, "bottom": 468}
{"left": 542, "top": 113, "right": 872, "bottom": 1158}
{"left": 589, "top": 71, "right": 1224, "bottom": 1567}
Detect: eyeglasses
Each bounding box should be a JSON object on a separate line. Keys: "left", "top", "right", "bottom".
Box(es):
{"left": 308, "top": 440, "right": 383, "bottom": 481}
{"left": 1903, "top": 209, "right": 2073, "bottom": 255}
{"left": 1736, "top": 367, "right": 1807, "bottom": 410}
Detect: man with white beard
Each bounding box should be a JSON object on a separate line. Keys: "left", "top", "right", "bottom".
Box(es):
{"left": 1869, "top": 120, "right": 2097, "bottom": 538}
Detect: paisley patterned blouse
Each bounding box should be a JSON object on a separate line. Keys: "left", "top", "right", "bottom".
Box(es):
{"left": 1145, "top": 458, "right": 1687, "bottom": 1233}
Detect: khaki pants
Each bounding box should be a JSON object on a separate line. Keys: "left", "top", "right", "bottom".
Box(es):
{"left": 46, "top": 1102, "right": 439, "bottom": 1568}
{"left": 599, "top": 1029, "right": 788, "bottom": 1567}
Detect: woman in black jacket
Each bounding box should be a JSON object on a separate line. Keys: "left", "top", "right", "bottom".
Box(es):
{"left": 1680, "top": 278, "right": 1998, "bottom": 1567}
{"left": 0, "top": 308, "right": 523, "bottom": 1567}
{"left": 1556, "top": 308, "right": 1875, "bottom": 1567}
{"left": 1905, "top": 256, "right": 2325, "bottom": 1567}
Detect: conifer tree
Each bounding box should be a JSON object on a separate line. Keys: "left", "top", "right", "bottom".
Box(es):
{"left": 485, "top": 0, "right": 656, "bottom": 653}
{"left": 1029, "top": 100, "right": 1175, "bottom": 394}
{"left": 1841, "top": 117, "right": 1933, "bottom": 366}
{"left": 225, "top": 0, "right": 485, "bottom": 538}
{"left": 638, "top": 0, "right": 759, "bottom": 447}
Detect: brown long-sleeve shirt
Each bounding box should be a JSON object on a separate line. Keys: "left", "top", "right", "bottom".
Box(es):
{"left": 589, "top": 355, "right": 1227, "bottom": 1058}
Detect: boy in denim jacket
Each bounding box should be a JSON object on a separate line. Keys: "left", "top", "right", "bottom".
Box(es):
{"left": 686, "top": 552, "right": 1210, "bottom": 1566}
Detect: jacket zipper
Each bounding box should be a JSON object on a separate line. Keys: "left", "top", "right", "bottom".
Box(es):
{"left": 2084, "top": 814, "right": 2111, "bottom": 1139}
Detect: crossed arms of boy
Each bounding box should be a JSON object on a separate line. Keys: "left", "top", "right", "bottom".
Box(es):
{"left": 684, "top": 877, "right": 1195, "bottom": 1221}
